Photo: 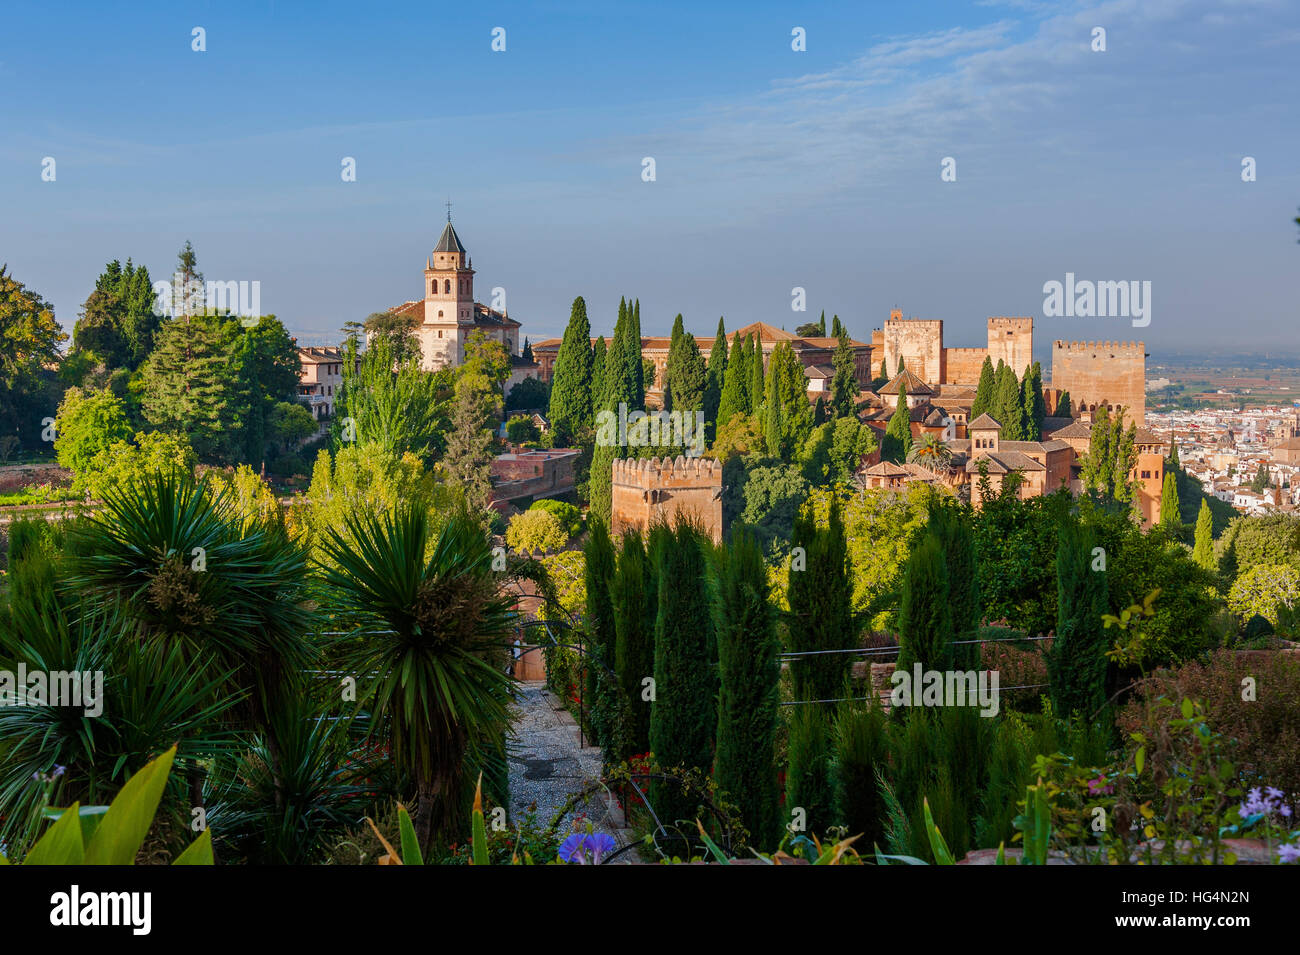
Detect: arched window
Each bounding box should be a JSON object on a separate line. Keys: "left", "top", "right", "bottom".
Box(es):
{"left": 444, "top": 279, "right": 451, "bottom": 293}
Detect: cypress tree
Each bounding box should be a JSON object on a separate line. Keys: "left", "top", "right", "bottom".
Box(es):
{"left": 992, "top": 362, "right": 1023, "bottom": 440}
{"left": 713, "top": 525, "right": 780, "bottom": 849}
{"left": 613, "top": 530, "right": 655, "bottom": 756}
{"left": 763, "top": 342, "right": 809, "bottom": 460}
{"left": 930, "top": 505, "right": 980, "bottom": 669}
{"left": 1192, "top": 499, "right": 1215, "bottom": 571}
{"left": 812, "top": 395, "right": 827, "bottom": 425}
{"left": 1168, "top": 436, "right": 1181, "bottom": 470}
{"left": 830, "top": 331, "right": 859, "bottom": 419}
{"left": 521, "top": 336, "right": 533, "bottom": 363}
{"left": 883, "top": 380, "right": 912, "bottom": 462}
{"left": 971, "top": 355, "right": 995, "bottom": 420}
{"left": 818, "top": 311, "right": 827, "bottom": 336}
{"left": 897, "top": 356, "right": 905, "bottom": 375}
{"left": 879, "top": 358, "right": 888, "bottom": 382}
{"left": 717, "top": 332, "right": 746, "bottom": 428}
{"left": 705, "top": 316, "right": 728, "bottom": 435}
{"left": 786, "top": 703, "right": 833, "bottom": 839}
{"left": 1158, "top": 470, "right": 1181, "bottom": 533}
{"left": 895, "top": 534, "right": 954, "bottom": 674}
{"left": 630, "top": 298, "right": 645, "bottom": 404}
{"left": 547, "top": 296, "right": 594, "bottom": 443}
{"left": 590, "top": 301, "right": 641, "bottom": 523}
{"left": 583, "top": 518, "right": 620, "bottom": 752}
{"left": 1047, "top": 521, "right": 1109, "bottom": 718}
{"left": 833, "top": 700, "right": 888, "bottom": 849}
{"left": 666, "top": 319, "right": 707, "bottom": 414}
{"left": 592, "top": 335, "right": 607, "bottom": 406}
{"left": 831, "top": 314, "right": 844, "bottom": 339}
{"left": 748, "top": 336, "right": 764, "bottom": 418}
{"left": 1020, "top": 375, "right": 1037, "bottom": 442}
{"left": 1056, "top": 390, "right": 1073, "bottom": 418}
{"left": 787, "top": 500, "right": 854, "bottom": 702}
{"left": 649, "top": 520, "right": 716, "bottom": 825}
{"left": 1028, "top": 362, "right": 1047, "bottom": 438}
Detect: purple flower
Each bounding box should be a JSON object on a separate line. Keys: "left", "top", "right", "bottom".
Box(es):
{"left": 1087, "top": 775, "right": 1114, "bottom": 796}
{"left": 1278, "top": 843, "right": 1300, "bottom": 865}
{"left": 559, "top": 832, "right": 617, "bottom": 864}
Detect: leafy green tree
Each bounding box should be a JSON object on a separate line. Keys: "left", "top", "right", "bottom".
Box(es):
{"left": 1250, "top": 461, "right": 1271, "bottom": 494}
{"left": 883, "top": 381, "right": 912, "bottom": 462}
{"left": 361, "top": 310, "right": 421, "bottom": 366}
{"left": 547, "top": 296, "right": 595, "bottom": 444}
{"left": 53, "top": 387, "right": 132, "bottom": 482}
{"left": 529, "top": 499, "right": 583, "bottom": 537}
{"left": 649, "top": 521, "right": 716, "bottom": 825}
{"left": 267, "top": 401, "right": 317, "bottom": 456}
{"left": 442, "top": 334, "right": 507, "bottom": 515}
{"left": 505, "top": 414, "right": 540, "bottom": 444}
{"left": 895, "top": 534, "right": 954, "bottom": 674}
{"left": 506, "top": 375, "right": 549, "bottom": 412}
{"left": 1227, "top": 564, "right": 1300, "bottom": 627}
{"left": 1047, "top": 521, "right": 1109, "bottom": 717}
{"left": 798, "top": 415, "right": 876, "bottom": 484}
{"left": 1216, "top": 514, "right": 1300, "bottom": 580}
{"left": 82, "top": 429, "right": 197, "bottom": 500}
{"left": 230, "top": 316, "right": 303, "bottom": 466}
{"left": 613, "top": 530, "right": 655, "bottom": 755}
{"left": 1192, "top": 499, "right": 1216, "bottom": 572}
{"left": 0, "top": 265, "right": 67, "bottom": 451}
{"left": 1080, "top": 406, "right": 1137, "bottom": 505}
{"left": 506, "top": 509, "right": 567, "bottom": 555}
{"left": 830, "top": 332, "right": 860, "bottom": 419}
{"left": 334, "top": 333, "right": 451, "bottom": 462}
{"left": 971, "top": 356, "right": 995, "bottom": 420}
{"left": 713, "top": 525, "right": 780, "bottom": 849}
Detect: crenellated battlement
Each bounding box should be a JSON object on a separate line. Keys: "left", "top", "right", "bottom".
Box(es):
{"left": 1053, "top": 340, "right": 1146, "bottom": 353}
{"left": 611, "top": 455, "right": 722, "bottom": 485}
{"left": 610, "top": 455, "right": 723, "bottom": 542}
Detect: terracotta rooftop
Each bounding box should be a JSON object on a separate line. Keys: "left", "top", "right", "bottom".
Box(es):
{"left": 877, "top": 368, "right": 935, "bottom": 396}
{"left": 968, "top": 413, "right": 1002, "bottom": 431}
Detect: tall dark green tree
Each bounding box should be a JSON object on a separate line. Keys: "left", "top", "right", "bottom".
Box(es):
{"left": 547, "top": 296, "right": 594, "bottom": 444}
{"left": 1192, "top": 499, "right": 1215, "bottom": 571}
{"left": 704, "top": 317, "right": 728, "bottom": 435}
{"left": 1047, "top": 521, "right": 1109, "bottom": 718}
{"left": 991, "top": 361, "right": 1024, "bottom": 440}
{"left": 882, "top": 381, "right": 912, "bottom": 462}
{"left": 971, "top": 355, "right": 995, "bottom": 421}
{"left": 1159, "top": 471, "right": 1182, "bottom": 534}
{"left": 830, "top": 314, "right": 844, "bottom": 339}
{"left": 713, "top": 525, "right": 780, "bottom": 849}
{"left": 629, "top": 298, "right": 645, "bottom": 404}
{"left": 590, "top": 300, "right": 642, "bottom": 523}
{"left": 584, "top": 518, "right": 621, "bottom": 753}
{"left": 830, "top": 332, "right": 859, "bottom": 419}
{"left": 592, "top": 335, "right": 608, "bottom": 406}
{"left": 1056, "top": 390, "right": 1073, "bottom": 418}
{"left": 762, "top": 342, "right": 811, "bottom": 460}
{"left": 930, "top": 504, "right": 980, "bottom": 668}
{"left": 613, "top": 530, "right": 655, "bottom": 756}
{"left": 717, "top": 332, "right": 747, "bottom": 427}
{"left": 1027, "top": 361, "right": 1047, "bottom": 439}
{"left": 749, "top": 337, "right": 765, "bottom": 425}
{"left": 666, "top": 322, "right": 708, "bottom": 415}
{"left": 139, "top": 313, "right": 242, "bottom": 463}
{"left": 649, "top": 521, "right": 716, "bottom": 827}
{"left": 895, "top": 534, "right": 954, "bottom": 674}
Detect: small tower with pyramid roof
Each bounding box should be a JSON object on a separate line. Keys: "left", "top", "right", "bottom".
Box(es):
{"left": 421, "top": 212, "right": 476, "bottom": 368}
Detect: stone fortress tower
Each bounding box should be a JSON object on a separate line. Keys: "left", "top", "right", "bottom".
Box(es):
{"left": 611, "top": 456, "right": 723, "bottom": 543}
{"left": 1051, "top": 340, "right": 1147, "bottom": 425}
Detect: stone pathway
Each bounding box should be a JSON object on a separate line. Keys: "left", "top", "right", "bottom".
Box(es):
{"left": 507, "top": 681, "right": 635, "bottom": 861}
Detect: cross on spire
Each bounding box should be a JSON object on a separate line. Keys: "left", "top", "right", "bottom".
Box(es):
{"left": 445, "top": 199, "right": 452, "bottom": 222}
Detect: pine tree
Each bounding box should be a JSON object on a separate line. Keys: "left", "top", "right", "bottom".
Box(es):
{"left": 140, "top": 314, "right": 241, "bottom": 463}
{"left": 1192, "top": 499, "right": 1216, "bottom": 571}
{"left": 547, "top": 296, "right": 594, "bottom": 443}
{"left": 717, "top": 332, "right": 746, "bottom": 427}
{"left": 713, "top": 525, "right": 780, "bottom": 849}
{"left": 1159, "top": 470, "right": 1181, "bottom": 533}
{"left": 895, "top": 534, "right": 954, "bottom": 674}
{"left": 613, "top": 530, "right": 655, "bottom": 756}
{"left": 442, "top": 380, "right": 496, "bottom": 512}
{"left": 649, "top": 521, "right": 716, "bottom": 827}
{"left": 1048, "top": 522, "right": 1109, "bottom": 718}
{"left": 883, "top": 380, "right": 912, "bottom": 462}
{"left": 971, "top": 356, "right": 995, "bottom": 420}
{"left": 830, "top": 331, "right": 859, "bottom": 419}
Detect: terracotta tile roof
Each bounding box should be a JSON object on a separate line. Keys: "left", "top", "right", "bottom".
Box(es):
{"left": 877, "top": 369, "right": 935, "bottom": 396}
{"left": 968, "top": 413, "right": 1002, "bottom": 431}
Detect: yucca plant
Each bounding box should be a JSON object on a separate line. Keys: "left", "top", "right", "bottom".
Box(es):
{"left": 65, "top": 468, "right": 316, "bottom": 802}
{"left": 318, "top": 503, "right": 516, "bottom": 851}
{"left": 0, "top": 575, "right": 241, "bottom": 858}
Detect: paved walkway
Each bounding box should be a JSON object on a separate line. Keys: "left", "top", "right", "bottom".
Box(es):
{"left": 507, "top": 681, "right": 633, "bottom": 861}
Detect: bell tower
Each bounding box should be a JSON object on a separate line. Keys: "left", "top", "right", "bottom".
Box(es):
{"left": 421, "top": 208, "right": 475, "bottom": 369}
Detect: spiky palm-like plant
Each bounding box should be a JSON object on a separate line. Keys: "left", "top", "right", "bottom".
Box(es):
{"left": 906, "top": 433, "right": 952, "bottom": 474}
{"left": 317, "top": 505, "right": 516, "bottom": 850}
{"left": 67, "top": 469, "right": 316, "bottom": 806}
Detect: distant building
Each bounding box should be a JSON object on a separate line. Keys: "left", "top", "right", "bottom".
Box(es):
{"left": 297, "top": 346, "right": 346, "bottom": 419}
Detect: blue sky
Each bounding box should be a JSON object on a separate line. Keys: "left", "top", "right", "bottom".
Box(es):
{"left": 2, "top": 0, "right": 1297, "bottom": 359}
